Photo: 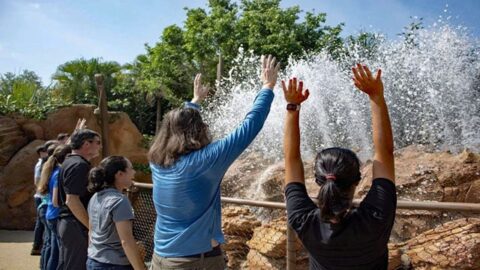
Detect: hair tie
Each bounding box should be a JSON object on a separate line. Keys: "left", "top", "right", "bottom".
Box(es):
{"left": 325, "top": 174, "right": 336, "bottom": 181}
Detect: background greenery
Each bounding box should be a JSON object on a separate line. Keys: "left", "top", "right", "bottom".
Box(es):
{"left": 1, "top": 0, "right": 417, "bottom": 134}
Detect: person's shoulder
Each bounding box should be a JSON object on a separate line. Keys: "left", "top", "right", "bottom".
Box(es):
{"left": 371, "top": 178, "right": 396, "bottom": 191}
{"left": 285, "top": 182, "right": 307, "bottom": 193}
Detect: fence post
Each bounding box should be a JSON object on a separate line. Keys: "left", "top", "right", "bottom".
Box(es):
{"left": 286, "top": 225, "right": 296, "bottom": 270}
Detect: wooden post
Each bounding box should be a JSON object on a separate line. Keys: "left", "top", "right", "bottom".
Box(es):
{"left": 286, "top": 225, "right": 297, "bottom": 270}
{"left": 155, "top": 91, "right": 163, "bottom": 135}
{"left": 94, "top": 74, "right": 109, "bottom": 158}
{"left": 216, "top": 52, "right": 223, "bottom": 89}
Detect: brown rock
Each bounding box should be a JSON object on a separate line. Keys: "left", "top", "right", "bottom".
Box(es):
{"left": 224, "top": 235, "right": 250, "bottom": 270}
{"left": 7, "top": 186, "right": 32, "bottom": 208}
{"left": 0, "top": 116, "right": 29, "bottom": 166}
{"left": 404, "top": 218, "right": 480, "bottom": 269}
{"left": 21, "top": 121, "right": 44, "bottom": 140}
{"left": 1, "top": 105, "right": 150, "bottom": 229}
{"left": 0, "top": 140, "right": 44, "bottom": 229}
{"left": 245, "top": 249, "right": 286, "bottom": 270}
{"left": 222, "top": 152, "right": 273, "bottom": 198}
{"left": 465, "top": 180, "right": 480, "bottom": 203}
{"left": 106, "top": 111, "right": 148, "bottom": 173}
{"left": 247, "top": 218, "right": 302, "bottom": 258}
{"left": 42, "top": 104, "right": 101, "bottom": 140}
{"left": 222, "top": 206, "right": 261, "bottom": 237}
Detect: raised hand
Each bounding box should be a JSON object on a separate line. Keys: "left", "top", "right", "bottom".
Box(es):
{"left": 352, "top": 64, "right": 384, "bottom": 100}
{"left": 281, "top": 77, "right": 310, "bottom": 105}
{"left": 261, "top": 55, "right": 281, "bottom": 89}
{"left": 192, "top": 73, "right": 209, "bottom": 104}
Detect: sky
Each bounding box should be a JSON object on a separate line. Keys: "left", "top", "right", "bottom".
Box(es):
{"left": 1, "top": 0, "right": 479, "bottom": 86}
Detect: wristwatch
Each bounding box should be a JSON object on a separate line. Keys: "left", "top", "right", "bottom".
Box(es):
{"left": 286, "top": 103, "right": 301, "bottom": 111}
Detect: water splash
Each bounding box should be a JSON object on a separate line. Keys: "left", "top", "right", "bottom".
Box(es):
{"left": 204, "top": 24, "right": 480, "bottom": 162}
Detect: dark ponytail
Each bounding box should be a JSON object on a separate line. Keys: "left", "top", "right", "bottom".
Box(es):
{"left": 88, "top": 156, "right": 128, "bottom": 193}
{"left": 315, "top": 147, "right": 361, "bottom": 222}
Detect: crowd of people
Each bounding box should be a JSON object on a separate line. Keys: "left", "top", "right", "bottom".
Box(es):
{"left": 30, "top": 55, "right": 396, "bottom": 270}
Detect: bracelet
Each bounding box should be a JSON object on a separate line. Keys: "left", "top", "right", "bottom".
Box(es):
{"left": 286, "top": 103, "right": 301, "bottom": 111}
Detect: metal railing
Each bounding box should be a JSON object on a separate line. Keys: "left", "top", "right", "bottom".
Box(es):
{"left": 128, "top": 182, "right": 480, "bottom": 270}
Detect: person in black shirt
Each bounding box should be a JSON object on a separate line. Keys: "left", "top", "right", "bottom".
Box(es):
{"left": 282, "top": 64, "right": 396, "bottom": 270}
{"left": 57, "top": 129, "right": 101, "bottom": 270}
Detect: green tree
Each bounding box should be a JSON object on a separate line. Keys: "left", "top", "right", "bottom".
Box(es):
{"left": 237, "top": 0, "right": 344, "bottom": 62}
{"left": 52, "top": 58, "right": 121, "bottom": 104}
{"left": 0, "top": 70, "right": 70, "bottom": 119}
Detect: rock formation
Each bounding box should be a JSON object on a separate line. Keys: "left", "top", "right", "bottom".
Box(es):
{"left": 0, "top": 105, "right": 148, "bottom": 229}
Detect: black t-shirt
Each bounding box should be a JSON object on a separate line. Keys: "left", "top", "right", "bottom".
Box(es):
{"left": 58, "top": 154, "right": 92, "bottom": 218}
{"left": 285, "top": 178, "right": 397, "bottom": 270}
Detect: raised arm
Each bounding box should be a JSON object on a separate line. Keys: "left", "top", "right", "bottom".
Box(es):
{"left": 204, "top": 55, "right": 280, "bottom": 170}
{"left": 282, "top": 78, "right": 310, "bottom": 185}
{"left": 352, "top": 64, "right": 395, "bottom": 182}
{"left": 190, "top": 73, "right": 209, "bottom": 105}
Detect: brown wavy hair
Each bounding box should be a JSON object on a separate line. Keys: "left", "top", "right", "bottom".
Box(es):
{"left": 148, "top": 108, "right": 211, "bottom": 167}
{"left": 37, "top": 144, "right": 72, "bottom": 195}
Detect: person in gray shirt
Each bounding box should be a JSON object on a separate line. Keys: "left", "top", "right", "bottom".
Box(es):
{"left": 87, "top": 156, "right": 146, "bottom": 270}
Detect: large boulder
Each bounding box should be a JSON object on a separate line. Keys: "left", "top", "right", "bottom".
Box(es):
{"left": 222, "top": 206, "right": 261, "bottom": 270}
{"left": 0, "top": 116, "right": 29, "bottom": 167}
{"left": 389, "top": 218, "right": 480, "bottom": 269}
{"left": 0, "top": 140, "right": 44, "bottom": 229}
{"left": 41, "top": 105, "right": 101, "bottom": 139}
{"left": 0, "top": 105, "right": 150, "bottom": 229}
{"left": 355, "top": 145, "right": 480, "bottom": 204}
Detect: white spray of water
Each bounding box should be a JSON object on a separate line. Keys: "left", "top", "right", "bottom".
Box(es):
{"left": 204, "top": 24, "right": 480, "bottom": 165}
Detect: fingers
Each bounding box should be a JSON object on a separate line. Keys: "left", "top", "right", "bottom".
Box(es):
{"left": 304, "top": 89, "right": 310, "bottom": 100}
{"left": 356, "top": 63, "right": 368, "bottom": 80}
{"left": 298, "top": 80, "right": 303, "bottom": 94}
{"left": 363, "top": 65, "right": 373, "bottom": 80}
{"left": 288, "top": 79, "right": 293, "bottom": 93}
{"left": 352, "top": 67, "right": 362, "bottom": 82}
{"left": 194, "top": 73, "right": 201, "bottom": 87}
{"left": 281, "top": 80, "right": 287, "bottom": 93}
{"left": 376, "top": 69, "right": 382, "bottom": 80}
{"left": 274, "top": 62, "right": 281, "bottom": 73}
{"left": 261, "top": 55, "right": 266, "bottom": 69}
{"left": 269, "top": 57, "right": 276, "bottom": 69}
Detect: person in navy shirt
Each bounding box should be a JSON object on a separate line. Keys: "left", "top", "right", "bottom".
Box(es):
{"left": 148, "top": 55, "right": 280, "bottom": 269}
{"left": 282, "top": 64, "right": 396, "bottom": 269}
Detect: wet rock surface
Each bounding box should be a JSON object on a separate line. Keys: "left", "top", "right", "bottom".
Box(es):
{"left": 219, "top": 145, "right": 480, "bottom": 269}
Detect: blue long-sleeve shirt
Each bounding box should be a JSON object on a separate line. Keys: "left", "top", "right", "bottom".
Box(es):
{"left": 150, "top": 89, "right": 274, "bottom": 257}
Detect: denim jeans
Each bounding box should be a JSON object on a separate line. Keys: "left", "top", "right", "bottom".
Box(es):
{"left": 38, "top": 205, "right": 49, "bottom": 269}
{"left": 46, "top": 218, "right": 59, "bottom": 270}
{"left": 86, "top": 258, "right": 133, "bottom": 270}
{"left": 33, "top": 197, "right": 45, "bottom": 250}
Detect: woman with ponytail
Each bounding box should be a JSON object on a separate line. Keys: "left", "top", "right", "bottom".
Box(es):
{"left": 86, "top": 156, "right": 146, "bottom": 270}
{"left": 37, "top": 144, "right": 71, "bottom": 270}
{"left": 282, "top": 64, "right": 396, "bottom": 269}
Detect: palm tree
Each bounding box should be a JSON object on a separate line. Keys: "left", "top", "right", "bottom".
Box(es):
{"left": 52, "top": 58, "right": 121, "bottom": 104}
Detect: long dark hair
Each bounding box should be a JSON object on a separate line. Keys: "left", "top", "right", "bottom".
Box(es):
{"left": 37, "top": 144, "right": 72, "bottom": 195}
{"left": 88, "top": 156, "right": 129, "bottom": 193}
{"left": 315, "top": 147, "right": 361, "bottom": 223}
{"left": 148, "top": 108, "right": 211, "bottom": 167}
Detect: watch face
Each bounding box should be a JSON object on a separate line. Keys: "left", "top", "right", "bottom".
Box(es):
{"left": 286, "top": 104, "right": 300, "bottom": 111}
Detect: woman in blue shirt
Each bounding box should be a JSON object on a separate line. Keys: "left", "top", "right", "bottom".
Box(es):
{"left": 148, "top": 55, "right": 280, "bottom": 269}
{"left": 37, "top": 144, "right": 72, "bottom": 270}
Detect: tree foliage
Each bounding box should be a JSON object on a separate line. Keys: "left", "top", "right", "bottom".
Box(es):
{"left": 52, "top": 58, "right": 121, "bottom": 104}
{"left": 0, "top": 70, "right": 71, "bottom": 119}
{"left": 3, "top": 0, "right": 389, "bottom": 134}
